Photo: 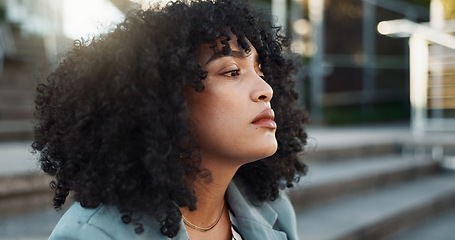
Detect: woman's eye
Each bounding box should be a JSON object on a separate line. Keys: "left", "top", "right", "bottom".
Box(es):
{"left": 222, "top": 69, "right": 240, "bottom": 77}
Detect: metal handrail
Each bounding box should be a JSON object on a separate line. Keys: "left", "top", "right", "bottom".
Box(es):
{"left": 378, "top": 19, "right": 455, "bottom": 50}
{"left": 378, "top": 18, "right": 455, "bottom": 134}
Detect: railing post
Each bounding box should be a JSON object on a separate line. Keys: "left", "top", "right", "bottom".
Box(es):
{"left": 362, "top": 0, "right": 377, "bottom": 108}
{"left": 409, "top": 35, "right": 429, "bottom": 136}
{"left": 308, "top": 0, "right": 325, "bottom": 123}
{"left": 272, "top": 0, "right": 287, "bottom": 32}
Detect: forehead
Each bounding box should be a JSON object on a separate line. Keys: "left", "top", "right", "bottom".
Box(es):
{"left": 196, "top": 33, "right": 256, "bottom": 65}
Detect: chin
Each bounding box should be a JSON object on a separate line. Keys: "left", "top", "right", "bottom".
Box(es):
{"left": 257, "top": 139, "right": 278, "bottom": 159}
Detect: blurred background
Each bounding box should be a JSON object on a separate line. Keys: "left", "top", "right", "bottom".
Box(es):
{"left": 0, "top": 0, "right": 454, "bottom": 239}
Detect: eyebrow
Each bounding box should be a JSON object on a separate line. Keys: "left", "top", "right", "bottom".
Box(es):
{"left": 205, "top": 50, "right": 254, "bottom": 65}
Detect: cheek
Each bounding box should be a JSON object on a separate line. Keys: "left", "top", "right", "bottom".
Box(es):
{"left": 188, "top": 95, "right": 240, "bottom": 142}
{"left": 188, "top": 94, "right": 216, "bottom": 123}
{"left": 188, "top": 87, "right": 236, "bottom": 123}
{"left": 191, "top": 100, "right": 235, "bottom": 136}
{"left": 187, "top": 93, "right": 221, "bottom": 137}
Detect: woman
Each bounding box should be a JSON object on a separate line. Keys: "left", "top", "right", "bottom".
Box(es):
{"left": 32, "top": 0, "right": 307, "bottom": 239}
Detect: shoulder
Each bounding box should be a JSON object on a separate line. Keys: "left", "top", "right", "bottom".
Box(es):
{"left": 49, "top": 202, "right": 167, "bottom": 240}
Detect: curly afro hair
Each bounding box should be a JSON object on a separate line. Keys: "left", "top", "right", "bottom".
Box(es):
{"left": 32, "top": 0, "right": 307, "bottom": 237}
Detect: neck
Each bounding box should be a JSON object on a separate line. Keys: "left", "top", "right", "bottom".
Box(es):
{"left": 180, "top": 155, "right": 240, "bottom": 229}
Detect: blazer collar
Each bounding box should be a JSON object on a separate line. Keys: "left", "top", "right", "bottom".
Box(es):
{"left": 226, "top": 181, "right": 288, "bottom": 240}
{"left": 139, "top": 180, "right": 288, "bottom": 240}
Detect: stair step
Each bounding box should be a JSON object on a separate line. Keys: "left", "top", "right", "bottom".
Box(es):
{"left": 0, "top": 141, "right": 37, "bottom": 176}
{"left": 0, "top": 105, "right": 34, "bottom": 120}
{"left": 0, "top": 60, "right": 41, "bottom": 89}
{"left": 303, "top": 142, "right": 400, "bottom": 163}
{"left": 0, "top": 141, "right": 54, "bottom": 217}
{"left": 387, "top": 207, "right": 455, "bottom": 240}
{"left": 1, "top": 34, "right": 46, "bottom": 89}
{"left": 289, "top": 154, "right": 439, "bottom": 210}
{"left": 305, "top": 125, "right": 455, "bottom": 162}
{"left": 304, "top": 125, "right": 411, "bottom": 162}
{"left": 0, "top": 173, "right": 53, "bottom": 217}
{"left": 14, "top": 37, "right": 46, "bottom": 60}
{"left": 0, "top": 120, "right": 34, "bottom": 141}
{"left": 0, "top": 88, "right": 35, "bottom": 123}
{"left": 295, "top": 173, "right": 455, "bottom": 240}
{"left": 0, "top": 89, "right": 35, "bottom": 102}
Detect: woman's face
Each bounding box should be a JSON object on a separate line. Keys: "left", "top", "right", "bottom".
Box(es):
{"left": 187, "top": 33, "right": 277, "bottom": 167}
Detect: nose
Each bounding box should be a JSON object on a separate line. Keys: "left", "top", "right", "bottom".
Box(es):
{"left": 251, "top": 74, "right": 273, "bottom": 102}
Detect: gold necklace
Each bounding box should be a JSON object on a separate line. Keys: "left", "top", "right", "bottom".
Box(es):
{"left": 182, "top": 201, "right": 226, "bottom": 232}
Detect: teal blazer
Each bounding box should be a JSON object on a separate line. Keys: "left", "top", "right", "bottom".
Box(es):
{"left": 49, "top": 181, "right": 299, "bottom": 240}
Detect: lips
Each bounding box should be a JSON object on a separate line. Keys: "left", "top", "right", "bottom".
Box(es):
{"left": 252, "top": 109, "right": 277, "bottom": 129}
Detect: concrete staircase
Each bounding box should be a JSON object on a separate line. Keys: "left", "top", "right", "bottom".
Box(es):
{"left": 290, "top": 131, "right": 455, "bottom": 240}
{"left": 0, "top": 28, "right": 53, "bottom": 220}
{"left": 0, "top": 31, "right": 46, "bottom": 142}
